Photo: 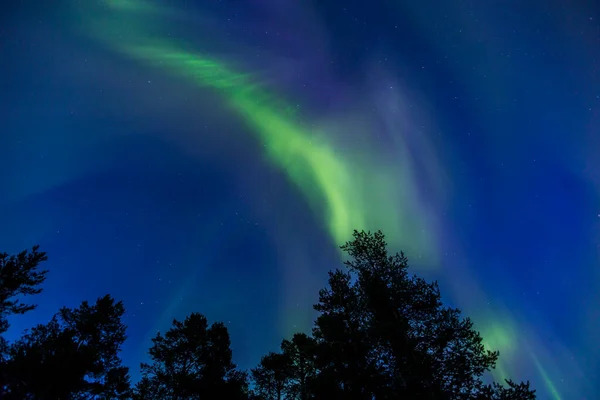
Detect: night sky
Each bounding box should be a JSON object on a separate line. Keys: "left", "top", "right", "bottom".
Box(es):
{"left": 2, "top": 0, "right": 599, "bottom": 398}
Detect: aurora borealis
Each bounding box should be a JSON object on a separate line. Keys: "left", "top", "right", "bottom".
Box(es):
{"left": 2, "top": 0, "right": 599, "bottom": 398}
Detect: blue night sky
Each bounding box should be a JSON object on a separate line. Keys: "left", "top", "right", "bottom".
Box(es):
{"left": 1, "top": 0, "right": 599, "bottom": 398}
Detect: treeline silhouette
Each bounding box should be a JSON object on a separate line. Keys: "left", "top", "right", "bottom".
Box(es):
{"left": 0, "top": 231, "right": 536, "bottom": 399}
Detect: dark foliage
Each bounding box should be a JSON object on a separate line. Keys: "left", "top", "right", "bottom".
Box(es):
{"left": 476, "top": 380, "right": 537, "bottom": 400}
{"left": 0, "top": 246, "right": 48, "bottom": 352}
{"left": 251, "top": 351, "right": 292, "bottom": 400}
{"left": 306, "top": 230, "right": 509, "bottom": 399}
{"left": 0, "top": 233, "right": 537, "bottom": 399}
{"left": 2, "top": 295, "right": 131, "bottom": 399}
{"left": 135, "top": 312, "right": 249, "bottom": 399}
{"left": 0, "top": 246, "right": 48, "bottom": 327}
{"left": 0, "top": 246, "right": 49, "bottom": 393}
{"left": 249, "top": 230, "right": 535, "bottom": 400}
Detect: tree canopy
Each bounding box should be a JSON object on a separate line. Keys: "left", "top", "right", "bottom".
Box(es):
{"left": 136, "top": 312, "right": 249, "bottom": 399}
{"left": 0, "top": 231, "right": 537, "bottom": 399}
{"left": 0, "top": 246, "right": 48, "bottom": 351}
{"left": 248, "top": 231, "right": 535, "bottom": 400}
{"left": 2, "top": 295, "right": 130, "bottom": 399}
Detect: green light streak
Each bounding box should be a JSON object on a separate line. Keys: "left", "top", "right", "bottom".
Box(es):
{"left": 127, "top": 43, "right": 361, "bottom": 245}
{"left": 480, "top": 319, "right": 516, "bottom": 383}
{"left": 73, "top": 0, "right": 437, "bottom": 261}
{"left": 532, "top": 353, "right": 562, "bottom": 400}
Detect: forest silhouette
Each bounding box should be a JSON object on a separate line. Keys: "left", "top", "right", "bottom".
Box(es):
{"left": 0, "top": 231, "right": 536, "bottom": 399}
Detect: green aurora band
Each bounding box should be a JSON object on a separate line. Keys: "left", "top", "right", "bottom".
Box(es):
{"left": 71, "top": 1, "right": 568, "bottom": 397}
{"left": 74, "top": 0, "right": 438, "bottom": 262}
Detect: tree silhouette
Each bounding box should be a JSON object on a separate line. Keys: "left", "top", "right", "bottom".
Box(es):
{"left": 0, "top": 247, "right": 48, "bottom": 352}
{"left": 251, "top": 351, "right": 292, "bottom": 400}
{"left": 0, "top": 246, "right": 48, "bottom": 326}
{"left": 137, "top": 312, "right": 248, "bottom": 399}
{"left": 311, "top": 269, "right": 384, "bottom": 399}
{"left": 304, "top": 230, "right": 535, "bottom": 400}
{"left": 0, "top": 246, "right": 49, "bottom": 394}
{"left": 476, "top": 380, "right": 537, "bottom": 400}
{"left": 279, "top": 333, "right": 318, "bottom": 400}
{"left": 2, "top": 294, "right": 130, "bottom": 399}
{"left": 132, "top": 376, "right": 157, "bottom": 400}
